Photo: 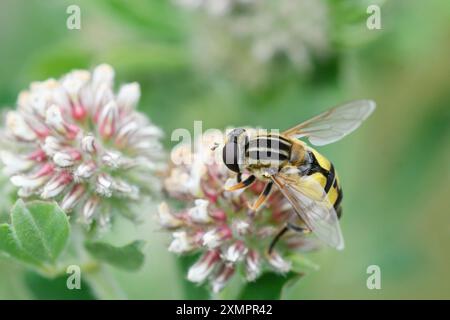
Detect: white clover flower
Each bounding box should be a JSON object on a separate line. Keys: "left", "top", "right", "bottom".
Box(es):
{"left": 159, "top": 132, "right": 319, "bottom": 292}
{"left": 176, "top": 0, "right": 330, "bottom": 78}
{"left": 176, "top": 0, "right": 253, "bottom": 16}
{"left": 0, "top": 64, "right": 164, "bottom": 229}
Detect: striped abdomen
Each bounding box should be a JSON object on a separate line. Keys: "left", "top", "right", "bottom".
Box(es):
{"left": 245, "top": 134, "right": 292, "bottom": 168}
{"left": 304, "top": 147, "right": 343, "bottom": 218}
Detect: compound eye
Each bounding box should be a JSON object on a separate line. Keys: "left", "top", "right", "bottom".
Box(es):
{"left": 222, "top": 142, "right": 240, "bottom": 173}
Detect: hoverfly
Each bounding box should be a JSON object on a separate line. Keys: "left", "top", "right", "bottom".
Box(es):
{"left": 221, "top": 100, "right": 376, "bottom": 251}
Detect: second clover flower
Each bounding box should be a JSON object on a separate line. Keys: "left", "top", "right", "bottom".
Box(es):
{"left": 159, "top": 132, "right": 319, "bottom": 293}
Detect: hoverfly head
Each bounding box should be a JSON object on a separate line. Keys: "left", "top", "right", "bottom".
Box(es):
{"left": 222, "top": 128, "right": 247, "bottom": 173}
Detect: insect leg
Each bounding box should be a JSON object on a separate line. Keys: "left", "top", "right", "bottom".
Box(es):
{"left": 287, "top": 222, "right": 311, "bottom": 234}
{"left": 268, "top": 226, "right": 289, "bottom": 254}
{"left": 249, "top": 182, "right": 273, "bottom": 212}
{"left": 225, "top": 175, "right": 256, "bottom": 191}
{"left": 268, "top": 223, "right": 310, "bottom": 254}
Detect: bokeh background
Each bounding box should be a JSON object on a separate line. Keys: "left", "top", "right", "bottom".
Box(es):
{"left": 0, "top": 0, "right": 449, "bottom": 299}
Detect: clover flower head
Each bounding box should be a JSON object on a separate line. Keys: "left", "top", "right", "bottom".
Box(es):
{"left": 176, "top": 0, "right": 254, "bottom": 16}
{"left": 159, "top": 132, "right": 318, "bottom": 292}
{"left": 1, "top": 64, "right": 164, "bottom": 229}
{"left": 176, "top": 0, "right": 329, "bottom": 72}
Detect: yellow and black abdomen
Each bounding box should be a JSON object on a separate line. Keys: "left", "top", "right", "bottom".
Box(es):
{"left": 305, "top": 147, "right": 343, "bottom": 218}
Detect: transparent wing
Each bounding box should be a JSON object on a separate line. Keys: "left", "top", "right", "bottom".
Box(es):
{"left": 270, "top": 167, "right": 345, "bottom": 250}
{"left": 282, "top": 100, "right": 376, "bottom": 146}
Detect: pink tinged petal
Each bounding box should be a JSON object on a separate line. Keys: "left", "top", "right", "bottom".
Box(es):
{"left": 61, "top": 71, "right": 90, "bottom": 120}
{"left": 95, "top": 174, "right": 113, "bottom": 197}
{"left": 74, "top": 161, "right": 97, "bottom": 181}
{"left": 63, "top": 123, "right": 81, "bottom": 140}
{"left": 29, "top": 92, "right": 50, "bottom": 117}
{"left": 187, "top": 250, "right": 220, "bottom": 283}
{"left": 209, "top": 209, "right": 226, "bottom": 222}
{"left": 41, "top": 171, "right": 72, "bottom": 199}
{"left": 187, "top": 199, "right": 211, "bottom": 223}
{"left": 192, "top": 231, "right": 205, "bottom": 246}
{"left": 115, "top": 121, "right": 139, "bottom": 146}
{"left": 53, "top": 150, "right": 81, "bottom": 167}
{"left": 202, "top": 226, "right": 232, "bottom": 249}
{"left": 82, "top": 196, "right": 99, "bottom": 222}
{"left": 223, "top": 241, "right": 248, "bottom": 263}
{"left": 91, "top": 64, "right": 114, "bottom": 92}
{"left": 45, "top": 105, "right": 65, "bottom": 133}
{"left": 27, "top": 149, "right": 47, "bottom": 162}
{"left": 6, "top": 111, "right": 37, "bottom": 141}
{"left": 10, "top": 163, "right": 54, "bottom": 189}
{"left": 42, "top": 136, "right": 63, "bottom": 157}
{"left": 62, "top": 70, "right": 91, "bottom": 97}
{"left": 111, "top": 179, "right": 139, "bottom": 199}
{"left": 92, "top": 84, "right": 114, "bottom": 122}
{"left": 52, "top": 84, "right": 72, "bottom": 111}
{"left": 158, "top": 203, "right": 184, "bottom": 229}
{"left": 267, "top": 251, "right": 292, "bottom": 273}
{"left": 211, "top": 264, "right": 235, "bottom": 293}
{"left": 116, "top": 82, "right": 140, "bottom": 113}
{"left": 81, "top": 134, "right": 98, "bottom": 154}
{"left": 19, "top": 80, "right": 59, "bottom": 117}
{"left": 78, "top": 84, "right": 94, "bottom": 115}
{"left": 202, "top": 186, "right": 219, "bottom": 204}
{"left": 61, "top": 184, "right": 85, "bottom": 211}
{"left": 245, "top": 250, "right": 262, "bottom": 281}
{"left": 45, "top": 105, "right": 80, "bottom": 139}
{"left": 22, "top": 114, "right": 50, "bottom": 138}
{"left": 61, "top": 70, "right": 91, "bottom": 101}
{"left": 0, "top": 151, "right": 34, "bottom": 175}
{"left": 98, "top": 101, "right": 118, "bottom": 139}
{"left": 70, "top": 101, "right": 87, "bottom": 120}
{"left": 169, "top": 231, "right": 196, "bottom": 253}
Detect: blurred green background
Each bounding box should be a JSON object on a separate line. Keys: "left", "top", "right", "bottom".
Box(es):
{"left": 0, "top": 0, "right": 449, "bottom": 299}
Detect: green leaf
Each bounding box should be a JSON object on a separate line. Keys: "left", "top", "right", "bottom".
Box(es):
{"left": 280, "top": 273, "right": 305, "bottom": 299}
{"left": 286, "top": 253, "right": 320, "bottom": 273}
{"left": 85, "top": 240, "right": 145, "bottom": 271}
{"left": 237, "top": 254, "right": 318, "bottom": 300}
{"left": 214, "top": 272, "right": 245, "bottom": 300}
{"left": 25, "top": 270, "right": 96, "bottom": 300}
{"left": 0, "top": 200, "right": 70, "bottom": 268}
{"left": 239, "top": 272, "right": 302, "bottom": 300}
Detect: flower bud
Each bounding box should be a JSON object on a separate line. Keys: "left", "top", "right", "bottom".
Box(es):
{"left": 187, "top": 250, "right": 220, "bottom": 283}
